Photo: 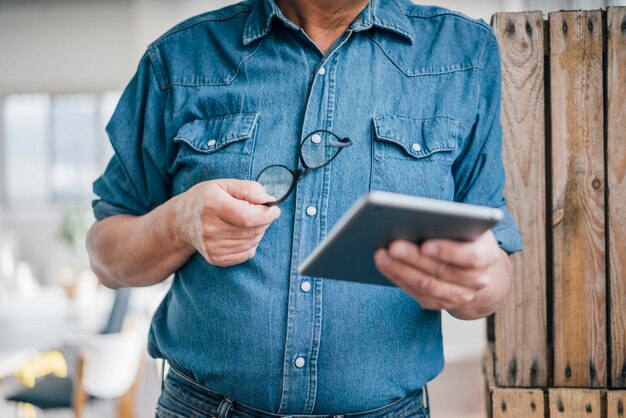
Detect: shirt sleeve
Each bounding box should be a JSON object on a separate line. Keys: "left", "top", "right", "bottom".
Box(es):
{"left": 92, "top": 52, "right": 173, "bottom": 221}
{"left": 452, "top": 30, "right": 524, "bottom": 255}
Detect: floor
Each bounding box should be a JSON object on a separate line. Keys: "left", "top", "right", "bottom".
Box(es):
{"left": 1, "top": 356, "right": 486, "bottom": 418}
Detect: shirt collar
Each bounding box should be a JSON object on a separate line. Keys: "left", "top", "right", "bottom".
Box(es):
{"left": 242, "top": 0, "right": 415, "bottom": 46}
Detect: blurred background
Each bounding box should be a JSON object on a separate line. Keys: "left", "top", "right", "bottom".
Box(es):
{"left": 0, "top": 1, "right": 623, "bottom": 418}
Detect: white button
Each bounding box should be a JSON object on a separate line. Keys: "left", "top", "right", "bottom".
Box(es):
{"left": 301, "top": 281, "right": 312, "bottom": 292}
{"left": 207, "top": 139, "right": 217, "bottom": 147}
{"left": 317, "top": 66, "right": 326, "bottom": 76}
{"left": 411, "top": 143, "right": 422, "bottom": 152}
{"left": 306, "top": 206, "right": 317, "bottom": 217}
{"left": 311, "top": 134, "right": 322, "bottom": 144}
{"left": 295, "top": 357, "right": 306, "bottom": 368}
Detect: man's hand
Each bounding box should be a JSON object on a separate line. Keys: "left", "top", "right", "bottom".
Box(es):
{"left": 173, "top": 179, "right": 281, "bottom": 267}
{"left": 374, "top": 230, "right": 511, "bottom": 318}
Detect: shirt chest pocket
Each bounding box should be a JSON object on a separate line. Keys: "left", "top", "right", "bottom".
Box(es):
{"left": 371, "top": 116, "right": 459, "bottom": 199}
{"left": 172, "top": 113, "right": 258, "bottom": 191}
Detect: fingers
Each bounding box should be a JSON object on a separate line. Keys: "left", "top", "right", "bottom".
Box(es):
{"left": 216, "top": 190, "right": 281, "bottom": 228}
{"left": 217, "top": 179, "right": 276, "bottom": 205}
{"left": 205, "top": 247, "right": 259, "bottom": 268}
{"left": 420, "top": 230, "right": 500, "bottom": 270}
{"left": 387, "top": 240, "right": 488, "bottom": 291}
{"left": 205, "top": 223, "right": 268, "bottom": 240}
{"left": 374, "top": 249, "right": 475, "bottom": 310}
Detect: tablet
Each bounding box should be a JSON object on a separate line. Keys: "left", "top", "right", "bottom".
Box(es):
{"left": 298, "top": 191, "right": 504, "bottom": 286}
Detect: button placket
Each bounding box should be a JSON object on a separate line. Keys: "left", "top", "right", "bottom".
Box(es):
{"left": 278, "top": 33, "right": 351, "bottom": 415}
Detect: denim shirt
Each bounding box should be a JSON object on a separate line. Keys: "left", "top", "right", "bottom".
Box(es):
{"left": 92, "top": 0, "right": 524, "bottom": 414}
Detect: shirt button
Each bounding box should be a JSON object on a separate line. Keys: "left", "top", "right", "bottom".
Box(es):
{"left": 207, "top": 139, "right": 217, "bottom": 147}
{"left": 301, "top": 281, "right": 311, "bottom": 292}
{"left": 295, "top": 357, "right": 306, "bottom": 368}
{"left": 311, "top": 134, "right": 322, "bottom": 144}
{"left": 306, "top": 206, "right": 317, "bottom": 217}
{"left": 317, "top": 66, "right": 326, "bottom": 76}
{"left": 411, "top": 143, "right": 422, "bottom": 152}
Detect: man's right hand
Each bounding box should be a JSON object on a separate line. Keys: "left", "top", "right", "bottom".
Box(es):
{"left": 173, "top": 179, "right": 281, "bottom": 267}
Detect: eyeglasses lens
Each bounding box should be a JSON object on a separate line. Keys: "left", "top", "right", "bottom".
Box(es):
{"left": 300, "top": 131, "right": 344, "bottom": 169}
{"left": 256, "top": 165, "right": 294, "bottom": 202}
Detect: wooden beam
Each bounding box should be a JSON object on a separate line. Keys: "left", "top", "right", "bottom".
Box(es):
{"left": 549, "top": 10, "right": 607, "bottom": 388}
{"left": 492, "top": 388, "right": 545, "bottom": 418}
{"left": 606, "top": 6, "right": 626, "bottom": 389}
{"left": 607, "top": 391, "right": 626, "bottom": 418}
{"left": 491, "top": 11, "right": 548, "bottom": 388}
{"left": 549, "top": 389, "right": 604, "bottom": 418}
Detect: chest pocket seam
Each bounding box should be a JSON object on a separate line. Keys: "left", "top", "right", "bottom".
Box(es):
{"left": 173, "top": 113, "right": 258, "bottom": 153}
{"left": 372, "top": 115, "right": 459, "bottom": 159}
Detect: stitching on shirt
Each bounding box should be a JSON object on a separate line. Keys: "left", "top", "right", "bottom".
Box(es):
{"left": 150, "top": 5, "right": 252, "bottom": 49}
{"left": 242, "top": 1, "right": 277, "bottom": 44}
{"left": 173, "top": 113, "right": 258, "bottom": 152}
{"left": 367, "top": 34, "right": 480, "bottom": 77}
{"left": 404, "top": 8, "right": 493, "bottom": 37}
{"left": 167, "top": 39, "right": 264, "bottom": 87}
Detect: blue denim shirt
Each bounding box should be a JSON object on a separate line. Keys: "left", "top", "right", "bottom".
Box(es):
{"left": 92, "top": 0, "right": 523, "bottom": 414}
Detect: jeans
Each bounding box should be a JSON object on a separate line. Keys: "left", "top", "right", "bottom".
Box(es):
{"left": 156, "top": 365, "right": 430, "bottom": 418}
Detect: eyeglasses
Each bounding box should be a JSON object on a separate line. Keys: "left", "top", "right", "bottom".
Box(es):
{"left": 256, "top": 129, "right": 353, "bottom": 206}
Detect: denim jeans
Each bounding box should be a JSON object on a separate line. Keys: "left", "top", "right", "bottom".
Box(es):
{"left": 156, "top": 366, "right": 430, "bottom": 418}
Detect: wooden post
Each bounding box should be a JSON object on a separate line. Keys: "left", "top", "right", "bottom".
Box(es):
{"left": 491, "top": 11, "right": 548, "bottom": 388}
{"left": 606, "top": 6, "right": 626, "bottom": 389}
{"left": 549, "top": 389, "right": 604, "bottom": 418}
{"left": 549, "top": 10, "right": 607, "bottom": 388}
{"left": 492, "top": 389, "right": 545, "bottom": 418}
{"left": 607, "top": 391, "right": 626, "bottom": 418}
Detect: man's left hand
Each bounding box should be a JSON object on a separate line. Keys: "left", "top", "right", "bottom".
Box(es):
{"left": 374, "top": 230, "right": 505, "bottom": 313}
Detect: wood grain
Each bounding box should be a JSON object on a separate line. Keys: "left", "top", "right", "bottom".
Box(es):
{"left": 491, "top": 11, "right": 548, "bottom": 388}
{"left": 608, "top": 391, "right": 626, "bottom": 418}
{"left": 492, "top": 389, "right": 545, "bottom": 418}
{"left": 607, "top": 6, "right": 626, "bottom": 389}
{"left": 549, "top": 10, "right": 607, "bottom": 388}
{"left": 549, "top": 389, "right": 604, "bottom": 418}
{"left": 484, "top": 345, "right": 496, "bottom": 418}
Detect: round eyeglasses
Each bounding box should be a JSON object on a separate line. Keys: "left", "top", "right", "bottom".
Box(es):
{"left": 256, "top": 129, "right": 353, "bottom": 206}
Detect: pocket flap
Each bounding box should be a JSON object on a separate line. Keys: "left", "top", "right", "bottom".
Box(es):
{"left": 174, "top": 113, "right": 258, "bottom": 153}
{"left": 373, "top": 116, "right": 458, "bottom": 158}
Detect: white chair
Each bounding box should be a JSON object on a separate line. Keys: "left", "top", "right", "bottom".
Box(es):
{"left": 72, "top": 314, "right": 149, "bottom": 418}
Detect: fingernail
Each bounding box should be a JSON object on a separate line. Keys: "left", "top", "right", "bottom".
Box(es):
{"left": 463, "top": 293, "right": 474, "bottom": 302}
{"left": 377, "top": 250, "right": 390, "bottom": 265}
{"left": 390, "top": 243, "right": 407, "bottom": 258}
{"left": 422, "top": 243, "right": 438, "bottom": 257}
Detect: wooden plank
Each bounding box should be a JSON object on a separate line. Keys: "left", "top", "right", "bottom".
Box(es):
{"left": 491, "top": 11, "right": 548, "bottom": 388}
{"left": 607, "top": 6, "right": 626, "bottom": 389}
{"left": 607, "top": 391, "right": 626, "bottom": 418}
{"left": 549, "top": 10, "right": 607, "bottom": 388}
{"left": 492, "top": 389, "right": 545, "bottom": 418}
{"left": 549, "top": 389, "right": 604, "bottom": 418}
{"left": 484, "top": 345, "right": 496, "bottom": 418}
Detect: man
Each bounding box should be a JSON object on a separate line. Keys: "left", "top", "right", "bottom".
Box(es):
{"left": 87, "top": 0, "right": 523, "bottom": 416}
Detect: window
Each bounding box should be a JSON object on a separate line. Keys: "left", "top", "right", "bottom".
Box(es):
{"left": 2, "top": 92, "right": 120, "bottom": 206}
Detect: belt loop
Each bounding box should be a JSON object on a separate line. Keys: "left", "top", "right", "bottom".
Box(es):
{"left": 422, "top": 385, "right": 430, "bottom": 410}
{"left": 217, "top": 397, "right": 235, "bottom": 418}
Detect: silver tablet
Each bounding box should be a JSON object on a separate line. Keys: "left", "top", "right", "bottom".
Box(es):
{"left": 298, "top": 191, "right": 504, "bottom": 286}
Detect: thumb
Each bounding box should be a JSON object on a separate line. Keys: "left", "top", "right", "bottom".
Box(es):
{"left": 216, "top": 179, "right": 275, "bottom": 205}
